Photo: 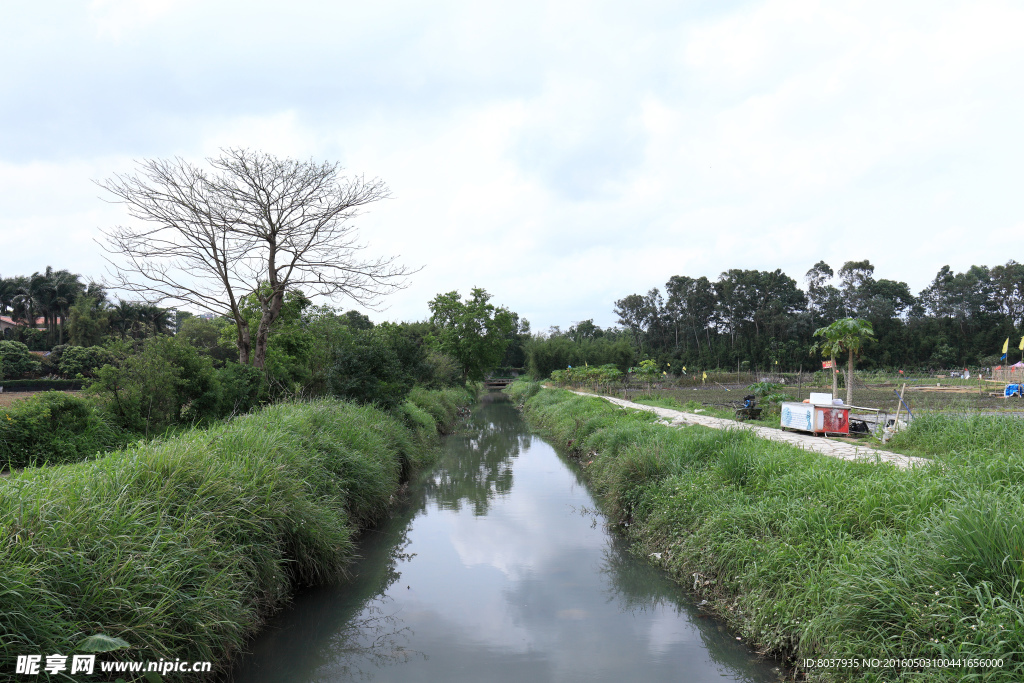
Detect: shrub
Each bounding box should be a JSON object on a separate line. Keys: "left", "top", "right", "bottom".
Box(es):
{"left": 0, "top": 392, "right": 128, "bottom": 469}
{"left": 503, "top": 377, "right": 541, "bottom": 406}
{"left": 0, "top": 340, "right": 41, "bottom": 379}
{"left": 90, "top": 337, "right": 220, "bottom": 435}
{"left": 406, "top": 386, "right": 472, "bottom": 433}
{"left": 0, "top": 379, "right": 85, "bottom": 391}
{"left": 420, "top": 349, "right": 463, "bottom": 389}
{"left": 327, "top": 327, "right": 418, "bottom": 410}
{"left": 216, "top": 361, "right": 267, "bottom": 416}
{"left": 58, "top": 345, "right": 114, "bottom": 378}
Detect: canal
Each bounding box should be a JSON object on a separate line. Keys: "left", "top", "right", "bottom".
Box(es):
{"left": 229, "top": 394, "right": 782, "bottom": 682}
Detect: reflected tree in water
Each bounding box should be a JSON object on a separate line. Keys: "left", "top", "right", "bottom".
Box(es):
{"left": 423, "top": 400, "right": 530, "bottom": 515}
{"left": 309, "top": 596, "right": 426, "bottom": 682}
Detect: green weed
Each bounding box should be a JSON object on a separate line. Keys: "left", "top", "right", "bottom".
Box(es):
{"left": 523, "top": 388, "right": 1024, "bottom": 681}
{"left": 0, "top": 391, "right": 467, "bottom": 677}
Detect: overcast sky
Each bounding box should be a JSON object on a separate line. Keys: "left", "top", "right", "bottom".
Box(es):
{"left": 2, "top": 0, "right": 1022, "bottom": 330}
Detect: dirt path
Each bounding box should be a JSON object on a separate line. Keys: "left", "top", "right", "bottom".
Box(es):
{"left": 569, "top": 391, "right": 930, "bottom": 470}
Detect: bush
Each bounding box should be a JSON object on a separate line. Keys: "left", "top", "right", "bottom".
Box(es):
{"left": 0, "top": 379, "right": 85, "bottom": 391}
{"left": 502, "top": 377, "right": 541, "bottom": 406}
{"left": 90, "top": 337, "right": 220, "bottom": 435}
{"left": 327, "top": 326, "right": 418, "bottom": 410}
{"left": 216, "top": 361, "right": 267, "bottom": 416}
{"left": 420, "top": 349, "right": 464, "bottom": 389}
{"left": 406, "top": 386, "right": 472, "bottom": 433}
{"left": 0, "top": 340, "right": 41, "bottom": 379}
{"left": 58, "top": 345, "right": 114, "bottom": 378}
{"left": 0, "top": 392, "right": 128, "bottom": 469}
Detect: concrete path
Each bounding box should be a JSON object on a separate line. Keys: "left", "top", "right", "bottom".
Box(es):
{"left": 569, "top": 391, "right": 930, "bottom": 470}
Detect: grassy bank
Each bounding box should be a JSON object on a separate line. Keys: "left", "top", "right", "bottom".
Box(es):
{"left": 0, "top": 389, "right": 470, "bottom": 677}
{"left": 522, "top": 387, "right": 1024, "bottom": 682}
{"left": 502, "top": 376, "right": 542, "bottom": 407}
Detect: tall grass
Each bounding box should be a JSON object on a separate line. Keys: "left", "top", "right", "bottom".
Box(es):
{"left": 502, "top": 377, "right": 541, "bottom": 406}
{"left": 406, "top": 386, "right": 473, "bottom": 433}
{"left": 524, "top": 388, "right": 1024, "bottom": 681}
{"left": 0, "top": 391, "right": 469, "bottom": 677}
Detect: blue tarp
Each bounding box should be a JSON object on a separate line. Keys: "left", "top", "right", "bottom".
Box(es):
{"left": 1005, "top": 384, "right": 1022, "bottom": 398}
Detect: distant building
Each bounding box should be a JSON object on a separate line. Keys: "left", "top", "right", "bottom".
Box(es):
{"left": 0, "top": 315, "right": 53, "bottom": 332}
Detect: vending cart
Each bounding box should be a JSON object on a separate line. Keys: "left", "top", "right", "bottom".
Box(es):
{"left": 780, "top": 394, "right": 849, "bottom": 435}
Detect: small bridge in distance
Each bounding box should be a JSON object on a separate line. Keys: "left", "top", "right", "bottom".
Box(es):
{"left": 484, "top": 377, "right": 516, "bottom": 390}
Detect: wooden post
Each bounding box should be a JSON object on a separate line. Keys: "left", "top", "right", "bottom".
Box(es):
{"left": 893, "top": 383, "right": 906, "bottom": 431}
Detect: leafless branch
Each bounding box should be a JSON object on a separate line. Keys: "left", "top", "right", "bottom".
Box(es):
{"left": 97, "top": 148, "right": 419, "bottom": 366}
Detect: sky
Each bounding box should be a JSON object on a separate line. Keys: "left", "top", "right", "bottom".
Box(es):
{"left": 2, "top": 0, "right": 1022, "bottom": 331}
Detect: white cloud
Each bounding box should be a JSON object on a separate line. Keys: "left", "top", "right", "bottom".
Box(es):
{"left": 88, "top": 0, "right": 195, "bottom": 41}
{"left": 3, "top": 0, "right": 1024, "bottom": 327}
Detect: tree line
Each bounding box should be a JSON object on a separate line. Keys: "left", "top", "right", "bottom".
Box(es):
{"left": 525, "top": 259, "right": 1024, "bottom": 377}
{"left": 0, "top": 277, "right": 522, "bottom": 437}
{"left": 0, "top": 268, "right": 174, "bottom": 349}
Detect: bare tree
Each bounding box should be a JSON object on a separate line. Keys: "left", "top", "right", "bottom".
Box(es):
{"left": 98, "top": 148, "right": 415, "bottom": 367}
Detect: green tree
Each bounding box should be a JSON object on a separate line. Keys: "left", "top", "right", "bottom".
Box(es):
{"left": 176, "top": 316, "right": 238, "bottom": 366}
{"left": 58, "top": 346, "right": 115, "bottom": 378}
{"left": 811, "top": 317, "right": 874, "bottom": 405}
{"left": 67, "top": 296, "right": 111, "bottom": 347}
{"left": 428, "top": 288, "right": 515, "bottom": 383}
{"left": 91, "top": 337, "right": 220, "bottom": 435}
{"left": 326, "top": 325, "right": 418, "bottom": 409}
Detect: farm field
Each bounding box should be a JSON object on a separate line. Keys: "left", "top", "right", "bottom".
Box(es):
{"left": 0, "top": 391, "right": 60, "bottom": 408}
{"left": 596, "top": 376, "right": 1024, "bottom": 415}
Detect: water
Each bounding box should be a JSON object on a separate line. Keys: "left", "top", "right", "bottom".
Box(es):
{"left": 229, "top": 395, "right": 782, "bottom": 682}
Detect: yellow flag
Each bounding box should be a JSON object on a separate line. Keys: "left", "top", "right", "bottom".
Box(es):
{"left": 1003, "top": 338, "right": 1010, "bottom": 354}
{"left": 1019, "top": 336, "right": 1024, "bottom": 351}
{"left": 702, "top": 371, "right": 707, "bottom": 381}
{"left": 682, "top": 366, "right": 686, "bottom": 372}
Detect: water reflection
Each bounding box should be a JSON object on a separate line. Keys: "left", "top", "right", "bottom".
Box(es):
{"left": 422, "top": 393, "right": 529, "bottom": 516}
{"left": 229, "top": 395, "right": 781, "bottom": 683}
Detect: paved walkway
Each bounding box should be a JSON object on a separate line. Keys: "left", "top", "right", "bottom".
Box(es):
{"left": 569, "top": 391, "right": 930, "bottom": 470}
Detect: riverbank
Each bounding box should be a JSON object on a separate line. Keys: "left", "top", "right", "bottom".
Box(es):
{"left": 229, "top": 392, "right": 781, "bottom": 683}
{"left": 519, "top": 385, "right": 1024, "bottom": 682}
{"left": 0, "top": 388, "right": 471, "bottom": 678}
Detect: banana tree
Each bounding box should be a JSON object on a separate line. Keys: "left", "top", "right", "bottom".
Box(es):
{"left": 811, "top": 317, "right": 874, "bottom": 406}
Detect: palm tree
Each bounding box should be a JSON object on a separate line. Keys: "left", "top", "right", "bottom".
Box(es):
{"left": 811, "top": 317, "right": 875, "bottom": 405}
{"left": 49, "top": 269, "right": 86, "bottom": 345}
{"left": 133, "top": 303, "right": 170, "bottom": 337}
{"left": 13, "top": 267, "right": 86, "bottom": 346}
{"left": 109, "top": 300, "right": 139, "bottom": 340}
{"left": 11, "top": 275, "right": 38, "bottom": 327}
{"left": 0, "top": 276, "right": 17, "bottom": 317}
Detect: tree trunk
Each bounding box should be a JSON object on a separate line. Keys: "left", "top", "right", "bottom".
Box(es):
{"left": 846, "top": 349, "right": 854, "bottom": 406}
{"left": 236, "top": 322, "right": 252, "bottom": 366}
{"left": 831, "top": 354, "right": 838, "bottom": 399}
{"left": 253, "top": 291, "right": 285, "bottom": 369}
